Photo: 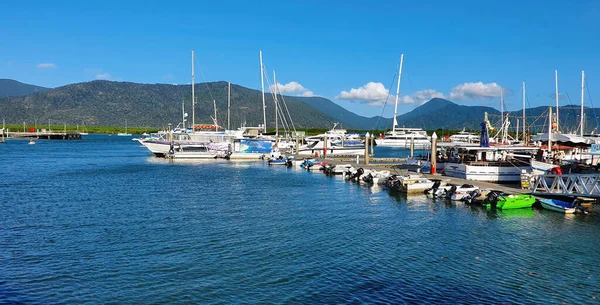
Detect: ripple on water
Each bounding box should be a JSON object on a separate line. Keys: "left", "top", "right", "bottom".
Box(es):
{"left": 1, "top": 137, "right": 600, "bottom": 303}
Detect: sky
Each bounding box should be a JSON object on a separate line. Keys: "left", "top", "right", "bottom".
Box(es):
{"left": 1, "top": 0, "right": 600, "bottom": 119}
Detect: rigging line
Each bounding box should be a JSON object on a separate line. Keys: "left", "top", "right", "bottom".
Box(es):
{"left": 278, "top": 94, "right": 297, "bottom": 134}
{"left": 374, "top": 71, "right": 398, "bottom": 132}
{"left": 564, "top": 90, "right": 578, "bottom": 133}
{"left": 263, "top": 66, "right": 294, "bottom": 134}
{"left": 269, "top": 72, "right": 297, "bottom": 134}
{"left": 193, "top": 58, "right": 222, "bottom": 124}
{"left": 585, "top": 78, "right": 600, "bottom": 132}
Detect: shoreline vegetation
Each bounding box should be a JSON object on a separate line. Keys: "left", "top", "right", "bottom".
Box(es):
{"left": 1, "top": 124, "right": 520, "bottom": 138}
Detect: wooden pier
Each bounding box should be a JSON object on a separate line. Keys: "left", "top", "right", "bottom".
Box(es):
{"left": 6, "top": 131, "right": 82, "bottom": 140}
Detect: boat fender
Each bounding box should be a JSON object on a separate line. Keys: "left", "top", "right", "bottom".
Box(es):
{"left": 550, "top": 167, "right": 563, "bottom": 175}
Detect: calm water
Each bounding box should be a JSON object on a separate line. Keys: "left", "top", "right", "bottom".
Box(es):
{"left": 1, "top": 135, "right": 599, "bottom": 304}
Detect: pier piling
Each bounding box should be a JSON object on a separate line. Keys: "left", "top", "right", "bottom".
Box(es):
{"left": 430, "top": 132, "right": 437, "bottom": 174}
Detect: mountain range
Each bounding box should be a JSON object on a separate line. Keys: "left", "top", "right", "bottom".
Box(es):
{"left": 0, "top": 79, "right": 596, "bottom": 132}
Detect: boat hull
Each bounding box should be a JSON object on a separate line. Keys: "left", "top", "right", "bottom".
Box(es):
{"left": 539, "top": 199, "right": 576, "bottom": 214}
{"left": 442, "top": 163, "right": 530, "bottom": 182}
{"left": 297, "top": 147, "right": 364, "bottom": 156}
{"left": 493, "top": 194, "right": 536, "bottom": 210}
{"left": 375, "top": 139, "right": 430, "bottom": 148}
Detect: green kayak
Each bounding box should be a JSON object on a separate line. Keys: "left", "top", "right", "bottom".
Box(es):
{"left": 486, "top": 194, "right": 536, "bottom": 210}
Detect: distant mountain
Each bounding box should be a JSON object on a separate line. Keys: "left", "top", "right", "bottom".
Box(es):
{"left": 1, "top": 78, "right": 596, "bottom": 132}
{"left": 0, "top": 79, "right": 49, "bottom": 97}
{"left": 0, "top": 80, "right": 337, "bottom": 128}
{"left": 396, "top": 98, "right": 499, "bottom": 130}
{"left": 394, "top": 98, "right": 598, "bottom": 133}
{"left": 294, "top": 96, "right": 392, "bottom": 130}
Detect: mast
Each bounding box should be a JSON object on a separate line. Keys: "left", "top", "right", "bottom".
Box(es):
{"left": 392, "top": 54, "right": 404, "bottom": 132}
{"left": 227, "top": 82, "right": 231, "bottom": 130}
{"left": 191, "top": 50, "right": 195, "bottom": 129}
{"left": 182, "top": 90, "right": 186, "bottom": 130}
{"left": 213, "top": 99, "right": 218, "bottom": 132}
{"left": 548, "top": 107, "right": 552, "bottom": 154}
{"left": 500, "top": 90, "right": 505, "bottom": 143}
{"left": 555, "top": 70, "right": 559, "bottom": 132}
{"left": 581, "top": 70, "right": 585, "bottom": 136}
{"left": 522, "top": 81, "right": 526, "bottom": 141}
{"left": 273, "top": 70, "right": 278, "bottom": 137}
{"left": 260, "top": 50, "right": 266, "bottom": 133}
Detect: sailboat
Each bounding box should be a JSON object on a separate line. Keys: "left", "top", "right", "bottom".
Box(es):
{"left": 117, "top": 120, "right": 132, "bottom": 136}
{"left": 375, "top": 54, "right": 431, "bottom": 149}
{"left": 79, "top": 122, "right": 89, "bottom": 135}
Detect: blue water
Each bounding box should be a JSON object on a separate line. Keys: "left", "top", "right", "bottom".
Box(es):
{"left": 1, "top": 135, "right": 599, "bottom": 304}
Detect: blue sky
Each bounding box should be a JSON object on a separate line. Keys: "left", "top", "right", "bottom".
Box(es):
{"left": 1, "top": 0, "right": 599, "bottom": 118}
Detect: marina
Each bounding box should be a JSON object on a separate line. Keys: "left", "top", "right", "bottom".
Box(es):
{"left": 3, "top": 2, "right": 600, "bottom": 303}
{"left": 1, "top": 135, "right": 599, "bottom": 304}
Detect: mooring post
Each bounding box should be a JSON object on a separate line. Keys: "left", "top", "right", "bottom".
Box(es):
{"left": 410, "top": 134, "right": 415, "bottom": 158}
{"left": 364, "top": 132, "right": 370, "bottom": 165}
{"left": 430, "top": 132, "right": 438, "bottom": 174}
{"left": 295, "top": 134, "right": 299, "bottom": 154}
{"left": 323, "top": 134, "right": 328, "bottom": 158}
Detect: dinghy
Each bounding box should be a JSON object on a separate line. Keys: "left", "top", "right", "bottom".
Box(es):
{"left": 539, "top": 198, "right": 582, "bottom": 214}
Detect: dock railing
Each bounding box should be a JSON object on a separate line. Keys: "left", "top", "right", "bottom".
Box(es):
{"left": 531, "top": 173, "right": 600, "bottom": 198}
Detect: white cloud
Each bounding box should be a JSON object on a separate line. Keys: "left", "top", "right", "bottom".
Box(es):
{"left": 337, "top": 82, "right": 390, "bottom": 105}
{"left": 96, "top": 73, "right": 111, "bottom": 80}
{"left": 270, "top": 81, "right": 306, "bottom": 93}
{"left": 37, "top": 63, "right": 57, "bottom": 69}
{"left": 271, "top": 81, "right": 316, "bottom": 97}
{"left": 398, "top": 89, "right": 445, "bottom": 105}
{"left": 449, "top": 82, "right": 504, "bottom": 101}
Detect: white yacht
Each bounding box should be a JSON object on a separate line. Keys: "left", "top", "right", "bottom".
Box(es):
{"left": 449, "top": 129, "right": 479, "bottom": 143}
{"left": 441, "top": 146, "right": 538, "bottom": 182}
{"left": 305, "top": 123, "right": 363, "bottom": 147}
{"left": 375, "top": 54, "right": 431, "bottom": 149}
{"left": 298, "top": 138, "right": 364, "bottom": 157}
{"left": 376, "top": 127, "right": 430, "bottom": 148}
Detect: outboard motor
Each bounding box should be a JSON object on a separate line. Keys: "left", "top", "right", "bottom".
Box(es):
{"left": 446, "top": 185, "right": 457, "bottom": 198}
{"left": 384, "top": 174, "right": 397, "bottom": 188}
{"left": 486, "top": 191, "right": 501, "bottom": 208}
{"left": 362, "top": 173, "right": 374, "bottom": 184}
{"left": 464, "top": 189, "right": 481, "bottom": 204}
{"left": 425, "top": 180, "right": 442, "bottom": 195}
{"left": 350, "top": 168, "right": 364, "bottom": 182}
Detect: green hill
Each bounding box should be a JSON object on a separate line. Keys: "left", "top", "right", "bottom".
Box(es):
{"left": 0, "top": 80, "right": 337, "bottom": 129}
{"left": 0, "top": 79, "right": 596, "bottom": 133}
{"left": 295, "top": 96, "right": 392, "bottom": 130}
{"left": 0, "top": 79, "right": 49, "bottom": 97}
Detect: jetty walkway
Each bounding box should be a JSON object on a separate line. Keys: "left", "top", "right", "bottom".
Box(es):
{"left": 291, "top": 154, "right": 530, "bottom": 195}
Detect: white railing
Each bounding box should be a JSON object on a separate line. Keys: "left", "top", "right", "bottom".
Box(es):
{"left": 532, "top": 174, "right": 600, "bottom": 197}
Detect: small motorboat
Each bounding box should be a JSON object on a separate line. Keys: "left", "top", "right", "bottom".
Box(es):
{"left": 391, "top": 174, "right": 436, "bottom": 194}
{"left": 28, "top": 139, "right": 36, "bottom": 145}
{"left": 345, "top": 167, "right": 365, "bottom": 182}
{"left": 361, "top": 170, "right": 391, "bottom": 185}
{"left": 463, "top": 189, "right": 494, "bottom": 205}
{"left": 539, "top": 198, "right": 586, "bottom": 214}
{"left": 267, "top": 157, "right": 293, "bottom": 167}
{"left": 486, "top": 193, "right": 536, "bottom": 210}
{"left": 447, "top": 184, "right": 479, "bottom": 201}
{"left": 324, "top": 164, "right": 354, "bottom": 175}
